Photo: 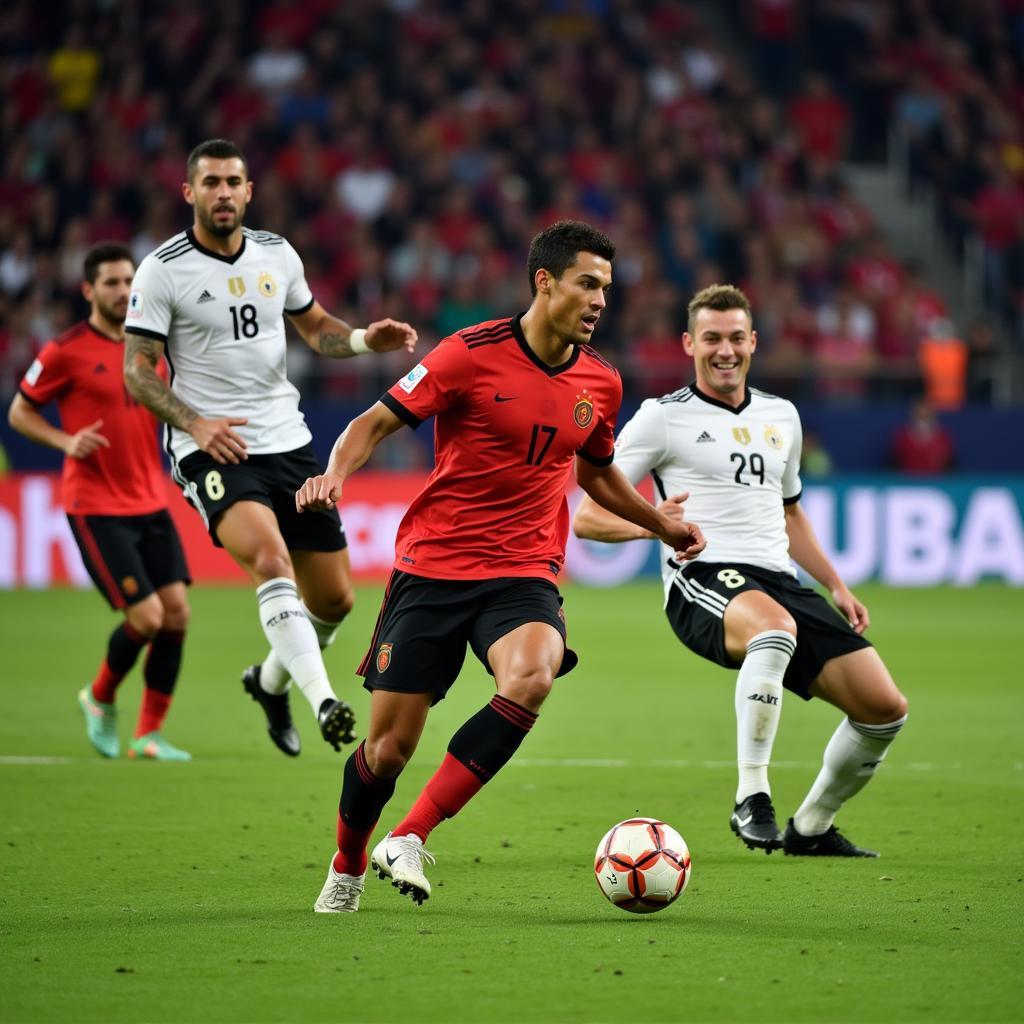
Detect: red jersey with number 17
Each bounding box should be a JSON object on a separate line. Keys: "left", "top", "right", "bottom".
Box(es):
{"left": 381, "top": 315, "right": 622, "bottom": 583}
{"left": 18, "top": 321, "right": 168, "bottom": 516}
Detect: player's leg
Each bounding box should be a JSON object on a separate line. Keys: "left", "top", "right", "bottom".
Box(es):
{"left": 379, "top": 581, "right": 567, "bottom": 901}
{"left": 216, "top": 500, "right": 352, "bottom": 750}
{"left": 316, "top": 690, "right": 432, "bottom": 913}
{"left": 126, "top": 582, "right": 192, "bottom": 762}
{"left": 785, "top": 648, "right": 908, "bottom": 857}
{"left": 669, "top": 564, "right": 797, "bottom": 852}
{"left": 128, "top": 511, "right": 193, "bottom": 760}
{"left": 722, "top": 588, "right": 797, "bottom": 851}
{"left": 67, "top": 515, "right": 153, "bottom": 758}
{"left": 390, "top": 620, "right": 561, "bottom": 848}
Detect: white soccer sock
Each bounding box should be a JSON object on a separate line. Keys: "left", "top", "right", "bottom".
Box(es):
{"left": 259, "top": 601, "right": 342, "bottom": 696}
{"left": 793, "top": 714, "right": 908, "bottom": 836}
{"left": 256, "top": 578, "right": 336, "bottom": 714}
{"left": 735, "top": 630, "right": 795, "bottom": 803}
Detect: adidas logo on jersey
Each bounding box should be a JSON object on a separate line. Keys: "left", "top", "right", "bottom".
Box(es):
{"left": 93, "top": 363, "right": 107, "bottom": 374}
{"left": 696, "top": 431, "right": 715, "bottom": 443}
{"left": 197, "top": 290, "right": 215, "bottom": 304}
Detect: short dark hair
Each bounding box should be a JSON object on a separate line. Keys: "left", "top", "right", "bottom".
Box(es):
{"left": 186, "top": 139, "right": 249, "bottom": 183}
{"left": 83, "top": 243, "right": 134, "bottom": 283}
{"left": 687, "top": 283, "right": 752, "bottom": 335}
{"left": 527, "top": 220, "right": 615, "bottom": 297}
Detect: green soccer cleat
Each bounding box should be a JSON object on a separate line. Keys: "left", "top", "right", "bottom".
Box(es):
{"left": 78, "top": 686, "right": 119, "bottom": 759}
{"left": 127, "top": 732, "right": 192, "bottom": 762}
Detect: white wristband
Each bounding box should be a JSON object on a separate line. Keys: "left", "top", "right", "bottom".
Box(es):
{"left": 349, "top": 328, "right": 369, "bottom": 355}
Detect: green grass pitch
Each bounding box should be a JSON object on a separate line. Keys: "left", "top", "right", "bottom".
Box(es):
{"left": 1, "top": 582, "right": 1022, "bottom": 1023}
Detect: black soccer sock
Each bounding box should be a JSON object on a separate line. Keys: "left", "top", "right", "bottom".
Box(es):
{"left": 91, "top": 622, "right": 148, "bottom": 703}
{"left": 335, "top": 742, "right": 398, "bottom": 875}
{"left": 339, "top": 742, "right": 398, "bottom": 830}
{"left": 448, "top": 694, "right": 538, "bottom": 782}
{"left": 391, "top": 696, "right": 539, "bottom": 842}
{"left": 142, "top": 629, "right": 185, "bottom": 696}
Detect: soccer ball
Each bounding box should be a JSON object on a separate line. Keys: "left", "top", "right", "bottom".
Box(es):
{"left": 594, "top": 817, "right": 691, "bottom": 914}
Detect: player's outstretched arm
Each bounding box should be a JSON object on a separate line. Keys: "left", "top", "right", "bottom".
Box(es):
{"left": 124, "top": 334, "right": 248, "bottom": 465}
{"left": 573, "top": 491, "right": 656, "bottom": 542}
{"left": 575, "top": 459, "right": 706, "bottom": 561}
{"left": 784, "top": 501, "right": 869, "bottom": 633}
{"left": 8, "top": 394, "right": 110, "bottom": 459}
{"left": 296, "top": 402, "right": 405, "bottom": 512}
{"left": 289, "top": 303, "right": 417, "bottom": 358}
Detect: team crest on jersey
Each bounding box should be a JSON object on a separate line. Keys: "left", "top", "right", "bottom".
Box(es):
{"left": 573, "top": 390, "right": 594, "bottom": 428}
{"left": 227, "top": 276, "right": 246, "bottom": 298}
{"left": 732, "top": 427, "right": 751, "bottom": 445}
{"left": 376, "top": 643, "right": 394, "bottom": 673}
{"left": 258, "top": 272, "right": 277, "bottom": 298}
{"left": 121, "top": 576, "right": 139, "bottom": 597}
{"left": 764, "top": 424, "right": 783, "bottom": 449}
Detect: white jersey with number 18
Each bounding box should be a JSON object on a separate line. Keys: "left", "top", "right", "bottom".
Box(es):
{"left": 611, "top": 383, "right": 804, "bottom": 600}
{"left": 126, "top": 226, "right": 314, "bottom": 464}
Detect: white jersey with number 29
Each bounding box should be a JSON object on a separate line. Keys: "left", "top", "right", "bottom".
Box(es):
{"left": 126, "top": 227, "right": 315, "bottom": 463}
{"left": 611, "top": 383, "right": 803, "bottom": 600}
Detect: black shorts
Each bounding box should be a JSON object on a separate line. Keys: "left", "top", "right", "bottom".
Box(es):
{"left": 67, "top": 510, "right": 190, "bottom": 611}
{"left": 176, "top": 442, "right": 347, "bottom": 552}
{"left": 665, "top": 561, "right": 871, "bottom": 700}
{"left": 357, "top": 571, "right": 579, "bottom": 705}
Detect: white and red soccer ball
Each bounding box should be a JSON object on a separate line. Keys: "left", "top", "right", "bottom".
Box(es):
{"left": 594, "top": 817, "right": 691, "bottom": 914}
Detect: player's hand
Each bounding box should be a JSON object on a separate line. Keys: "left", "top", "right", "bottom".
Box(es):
{"left": 656, "top": 491, "right": 689, "bottom": 523}
{"left": 64, "top": 419, "right": 110, "bottom": 459}
{"left": 656, "top": 494, "right": 706, "bottom": 562}
{"left": 296, "top": 473, "right": 344, "bottom": 512}
{"left": 833, "top": 584, "right": 869, "bottom": 634}
{"left": 190, "top": 416, "right": 248, "bottom": 465}
{"left": 365, "top": 318, "right": 418, "bottom": 354}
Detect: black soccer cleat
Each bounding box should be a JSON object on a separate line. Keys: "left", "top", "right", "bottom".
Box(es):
{"left": 242, "top": 665, "right": 301, "bottom": 757}
{"left": 782, "top": 818, "right": 880, "bottom": 858}
{"left": 730, "top": 792, "right": 784, "bottom": 853}
{"left": 317, "top": 698, "right": 357, "bottom": 751}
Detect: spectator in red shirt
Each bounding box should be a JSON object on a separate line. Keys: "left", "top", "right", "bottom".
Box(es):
{"left": 890, "top": 400, "right": 955, "bottom": 474}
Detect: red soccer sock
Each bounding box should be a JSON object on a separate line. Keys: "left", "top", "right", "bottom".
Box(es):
{"left": 392, "top": 754, "right": 484, "bottom": 843}
{"left": 91, "top": 623, "right": 147, "bottom": 704}
{"left": 333, "top": 813, "right": 378, "bottom": 877}
{"left": 135, "top": 688, "right": 172, "bottom": 738}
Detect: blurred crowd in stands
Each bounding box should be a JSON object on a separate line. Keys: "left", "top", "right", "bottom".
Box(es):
{"left": 0, "top": 0, "right": 1021, "bottom": 416}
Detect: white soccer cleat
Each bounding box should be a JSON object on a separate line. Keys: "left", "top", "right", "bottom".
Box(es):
{"left": 313, "top": 861, "right": 365, "bottom": 913}
{"left": 370, "top": 832, "right": 436, "bottom": 905}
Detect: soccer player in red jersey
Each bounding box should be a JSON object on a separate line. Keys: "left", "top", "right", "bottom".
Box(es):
{"left": 297, "top": 221, "right": 707, "bottom": 912}
{"left": 8, "top": 244, "right": 193, "bottom": 761}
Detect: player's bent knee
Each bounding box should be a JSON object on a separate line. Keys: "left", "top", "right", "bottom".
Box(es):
{"left": 248, "top": 551, "right": 293, "bottom": 582}
{"left": 162, "top": 600, "right": 191, "bottom": 632}
{"left": 364, "top": 735, "right": 412, "bottom": 779}
{"left": 500, "top": 668, "right": 554, "bottom": 710}
{"left": 126, "top": 599, "right": 163, "bottom": 638}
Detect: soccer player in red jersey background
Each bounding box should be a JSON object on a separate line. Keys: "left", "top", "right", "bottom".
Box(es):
{"left": 297, "top": 220, "right": 707, "bottom": 913}
{"left": 8, "top": 243, "right": 193, "bottom": 762}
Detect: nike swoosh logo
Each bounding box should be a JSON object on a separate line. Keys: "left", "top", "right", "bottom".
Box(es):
{"left": 386, "top": 852, "right": 400, "bottom": 867}
{"left": 494, "top": 393, "right": 518, "bottom": 402}
{"left": 736, "top": 814, "right": 753, "bottom": 827}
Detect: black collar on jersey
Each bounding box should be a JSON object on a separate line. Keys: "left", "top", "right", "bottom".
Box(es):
{"left": 84, "top": 320, "right": 124, "bottom": 344}
{"left": 186, "top": 227, "right": 247, "bottom": 265}
{"left": 510, "top": 314, "right": 581, "bottom": 377}
{"left": 690, "top": 380, "right": 751, "bottom": 414}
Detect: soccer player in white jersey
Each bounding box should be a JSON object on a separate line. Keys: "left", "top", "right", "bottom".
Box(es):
{"left": 574, "top": 284, "right": 908, "bottom": 857}
{"left": 124, "top": 139, "right": 417, "bottom": 757}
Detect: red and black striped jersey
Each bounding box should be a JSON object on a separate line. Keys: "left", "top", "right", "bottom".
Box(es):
{"left": 19, "top": 321, "right": 168, "bottom": 516}
{"left": 382, "top": 315, "right": 622, "bottom": 582}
